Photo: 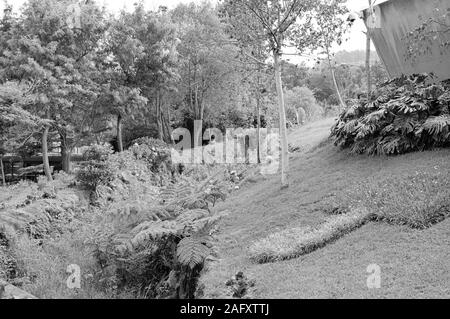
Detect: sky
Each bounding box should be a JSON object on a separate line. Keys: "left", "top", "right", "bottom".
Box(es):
{"left": 1, "top": 0, "right": 391, "bottom": 62}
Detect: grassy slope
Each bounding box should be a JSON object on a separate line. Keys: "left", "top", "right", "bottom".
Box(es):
{"left": 200, "top": 118, "right": 450, "bottom": 299}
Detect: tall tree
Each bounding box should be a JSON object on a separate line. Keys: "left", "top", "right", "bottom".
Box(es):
{"left": 104, "top": 4, "right": 178, "bottom": 147}
{"left": 0, "top": 81, "right": 54, "bottom": 180}
{"left": 173, "top": 2, "right": 239, "bottom": 147}
{"left": 220, "top": 3, "right": 271, "bottom": 163}
{"left": 0, "top": 0, "right": 108, "bottom": 172}
{"left": 365, "top": 0, "right": 373, "bottom": 100}
{"left": 312, "top": 0, "right": 350, "bottom": 111}
{"left": 222, "top": 0, "right": 345, "bottom": 187}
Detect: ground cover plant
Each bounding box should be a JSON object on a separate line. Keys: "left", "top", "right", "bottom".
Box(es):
{"left": 249, "top": 208, "right": 373, "bottom": 263}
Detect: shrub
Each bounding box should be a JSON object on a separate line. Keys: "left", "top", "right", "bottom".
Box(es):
{"left": 129, "top": 137, "right": 172, "bottom": 173}
{"left": 82, "top": 144, "right": 114, "bottom": 162}
{"left": 76, "top": 161, "right": 115, "bottom": 191}
{"left": 87, "top": 164, "right": 237, "bottom": 298}
{"left": 76, "top": 144, "right": 116, "bottom": 191}
{"left": 331, "top": 74, "right": 450, "bottom": 155}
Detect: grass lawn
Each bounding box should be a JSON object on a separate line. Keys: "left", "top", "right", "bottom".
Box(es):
{"left": 199, "top": 118, "right": 450, "bottom": 299}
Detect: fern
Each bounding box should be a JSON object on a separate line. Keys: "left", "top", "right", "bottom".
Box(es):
{"left": 160, "top": 182, "right": 193, "bottom": 201}
{"left": 130, "top": 220, "right": 180, "bottom": 249}
{"left": 176, "top": 235, "right": 212, "bottom": 269}
{"left": 176, "top": 209, "right": 211, "bottom": 227}
{"left": 107, "top": 200, "right": 175, "bottom": 229}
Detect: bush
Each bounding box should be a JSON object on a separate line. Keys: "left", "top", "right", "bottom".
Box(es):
{"left": 77, "top": 144, "right": 115, "bottom": 191}
{"left": 123, "top": 124, "right": 159, "bottom": 149}
{"left": 331, "top": 74, "right": 450, "bottom": 155}
{"left": 129, "top": 137, "right": 172, "bottom": 173}
{"left": 82, "top": 144, "right": 113, "bottom": 162}
{"left": 76, "top": 161, "right": 115, "bottom": 191}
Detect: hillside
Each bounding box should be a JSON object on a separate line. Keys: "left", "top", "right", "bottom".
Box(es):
{"left": 198, "top": 118, "right": 450, "bottom": 298}
{"left": 334, "top": 50, "right": 380, "bottom": 65}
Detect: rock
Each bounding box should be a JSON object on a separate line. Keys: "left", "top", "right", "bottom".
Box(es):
{"left": 0, "top": 279, "right": 37, "bottom": 299}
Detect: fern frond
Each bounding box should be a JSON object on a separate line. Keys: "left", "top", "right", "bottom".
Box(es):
{"left": 130, "top": 220, "right": 180, "bottom": 249}
{"left": 176, "top": 235, "right": 212, "bottom": 269}
{"left": 176, "top": 209, "right": 211, "bottom": 227}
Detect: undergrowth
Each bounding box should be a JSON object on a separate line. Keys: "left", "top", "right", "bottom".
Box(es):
{"left": 1, "top": 139, "right": 254, "bottom": 299}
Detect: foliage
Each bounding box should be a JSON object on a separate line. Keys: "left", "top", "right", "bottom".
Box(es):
{"left": 82, "top": 144, "right": 114, "bottom": 162}
{"left": 76, "top": 144, "right": 114, "bottom": 191}
{"left": 284, "top": 86, "right": 322, "bottom": 123}
{"left": 76, "top": 161, "right": 115, "bottom": 192}
{"left": 332, "top": 169, "right": 450, "bottom": 230}
{"left": 87, "top": 162, "right": 239, "bottom": 298}
{"left": 404, "top": 4, "right": 450, "bottom": 61}
{"left": 0, "top": 0, "right": 109, "bottom": 164}
{"left": 129, "top": 137, "right": 172, "bottom": 173}
{"left": 249, "top": 209, "right": 373, "bottom": 264}
{"left": 331, "top": 74, "right": 450, "bottom": 155}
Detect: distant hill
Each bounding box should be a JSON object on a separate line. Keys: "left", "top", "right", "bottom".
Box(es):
{"left": 334, "top": 50, "right": 379, "bottom": 65}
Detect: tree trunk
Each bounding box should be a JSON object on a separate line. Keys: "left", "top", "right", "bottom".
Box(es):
{"left": 193, "top": 119, "right": 203, "bottom": 164}
{"left": 166, "top": 105, "right": 174, "bottom": 144}
{"left": 60, "top": 130, "right": 71, "bottom": 173}
{"left": 0, "top": 156, "right": 5, "bottom": 186}
{"left": 366, "top": 0, "right": 373, "bottom": 101}
{"left": 156, "top": 92, "right": 165, "bottom": 142}
{"left": 273, "top": 51, "right": 289, "bottom": 188}
{"left": 326, "top": 47, "right": 346, "bottom": 111}
{"left": 61, "top": 146, "right": 71, "bottom": 173}
{"left": 117, "top": 114, "right": 123, "bottom": 152}
{"left": 294, "top": 109, "right": 300, "bottom": 125}
{"left": 162, "top": 114, "right": 172, "bottom": 144}
{"left": 256, "top": 92, "right": 261, "bottom": 164}
{"left": 42, "top": 126, "right": 53, "bottom": 182}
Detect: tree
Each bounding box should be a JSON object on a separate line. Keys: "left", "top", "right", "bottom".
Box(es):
{"left": 103, "top": 4, "right": 179, "bottom": 147}
{"left": 280, "top": 61, "right": 309, "bottom": 90}
{"left": 285, "top": 86, "right": 319, "bottom": 124}
{"left": 219, "top": 2, "right": 272, "bottom": 163}
{"left": 0, "top": 81, "right": 54, "bottom": 180}
{"left": 312, "top": 0, "right": 350, "bottom": 111}
{"left": 172, "top": 2, "right": 240, "bottom": 148}
{"left": 365, "top": 0, "right": 373, "bottom": 100}
{"left": 0, "top": 0, "right": 108, "bottom": 172}
{"left": 222, "top": 0, "right": 347, "bottom": 187}
{"left": 404, "top": 2, "right": 450, "bottom": 62}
